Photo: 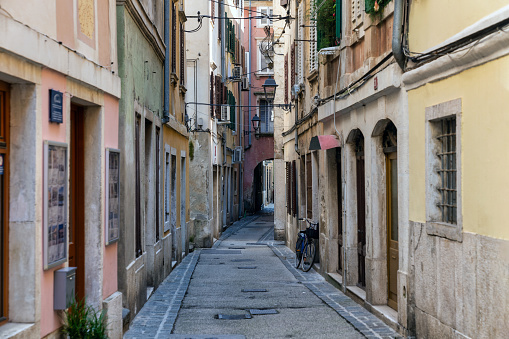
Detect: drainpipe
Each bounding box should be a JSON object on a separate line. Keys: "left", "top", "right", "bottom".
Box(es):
{"left": 163, "top": 0, "right": 170, "bottom": 123}
{"left": 294, "top": 98, "right": 299, "bottom": 155}
{"left": 392, "top": 0, "right": 406, "bottom": 70}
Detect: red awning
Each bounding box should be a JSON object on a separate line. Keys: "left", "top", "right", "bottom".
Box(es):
{"left": 309, "top": 135, "right": 341, "bottom": 151}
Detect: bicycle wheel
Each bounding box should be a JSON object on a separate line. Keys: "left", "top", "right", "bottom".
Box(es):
{"left": 295, "top": 250, "right": 302, "bottom": 268}
{"left": 295, "top": 238, "right": 303, "bottom": 268}
{"left": 302, "top": 240, "right": 316, "bottom": 272}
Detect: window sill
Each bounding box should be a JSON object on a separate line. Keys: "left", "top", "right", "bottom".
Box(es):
{"left": 426, "top": 221, "right": 462, "bottom": 242}
{"left": 307, "top": 69, "right": 318, "bottom": 82}
{"left": 0, "top": 322, "right": 36, "bottom": 338}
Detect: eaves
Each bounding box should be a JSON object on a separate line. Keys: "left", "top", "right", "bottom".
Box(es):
{"left": 118, "top": 0, "right": 166, "bottom": 62}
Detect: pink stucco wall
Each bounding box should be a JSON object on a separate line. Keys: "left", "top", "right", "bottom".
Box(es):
{"left": 39, "top": 70, "right": 119, "bottom": 337}
{"left": 242, "top": 6, "right": 275, "bottom": 208}
{"left": 103, "top": 94, "right": 118, "bottom": 300}
{"left": 41, "top": 68, "right": 68, "bottom": 337}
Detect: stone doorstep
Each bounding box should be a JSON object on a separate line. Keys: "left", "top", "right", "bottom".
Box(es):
{"left": 327, "top": 272, "right": 344, "bottom": 290}
{"left": 345, "top": 285, "right": 403, "bottom": 335}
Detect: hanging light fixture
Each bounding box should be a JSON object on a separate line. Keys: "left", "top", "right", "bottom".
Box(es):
{"left": 251, "top": 114, "right": 261, "bottom": 139}
{"left": 262, "top": 76, "right": 278, "bottom": 103}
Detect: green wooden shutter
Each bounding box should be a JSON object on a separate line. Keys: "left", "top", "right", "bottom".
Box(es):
{"left": 336, "top": 0, "right": 341, "bottom": 40}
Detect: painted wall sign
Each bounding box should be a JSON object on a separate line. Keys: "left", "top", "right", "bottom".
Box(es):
{"left": 49, "top": 89, "right": 63, "bottom": 123}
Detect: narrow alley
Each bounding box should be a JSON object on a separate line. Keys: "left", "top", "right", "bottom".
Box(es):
{"left": 124, "top": 213, "right": 398, "bottom": 339}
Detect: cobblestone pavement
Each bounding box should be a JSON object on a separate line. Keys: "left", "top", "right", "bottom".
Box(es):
{"left": 124, "top": 213, "right": 401, "bottom": 339}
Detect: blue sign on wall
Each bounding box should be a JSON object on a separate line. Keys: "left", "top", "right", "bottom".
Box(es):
{"left": 49, "top": 89, "right": 63, "bottom": 123}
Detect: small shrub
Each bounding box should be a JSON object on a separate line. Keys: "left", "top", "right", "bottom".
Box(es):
{"left": 61, "top": 298, "right": 107, "bottom": 339}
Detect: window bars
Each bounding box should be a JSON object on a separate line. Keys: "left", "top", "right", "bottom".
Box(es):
{"left": 436, "top": 117, "right": 457, "bottom": 224}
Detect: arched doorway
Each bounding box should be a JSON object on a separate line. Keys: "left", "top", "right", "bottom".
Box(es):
{"left": 250, "top": 159, "right": 274, "bottom": 213}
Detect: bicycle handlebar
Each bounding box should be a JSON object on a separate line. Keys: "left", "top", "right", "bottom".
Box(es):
{"left": 298, "top": 218, "right": 318, "bottom": 228}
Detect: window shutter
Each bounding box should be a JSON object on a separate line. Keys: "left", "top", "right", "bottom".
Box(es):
{"left": 291, "top": 43, "right": 296, "bottom": 88}
{"left": 298, "top": 3, "right": 304, "bottom": 83}
{"left": 172, "top": 3, "right": 177, "bottom": 73}
{"left": 230, "top": 94, "right": 236, "bottom": 130}
{"left": 286, "top": 162, "right": 291, "bottom": 215}
{"left": 180, "top": 23, "right": 184, "bottom": 85}
{"left": 284, "top": 54, "right": 288, "bottom": 105}
{"left": 292, "top": 161, "right": 297, "bottom": 216}
{"left": 218, "top": 10, "right": 222, "bottom": 40}
{"left": 336, "top": 0, "right": 342, "bottom": 40}
{"left": 211, "top": 0, "right": 215, "bottom": 24}
{"left": 210, "top": 72, "right": 215, "bottom": 116}
{"left": 215, "top": 76, "right": 221, "bottom": 118}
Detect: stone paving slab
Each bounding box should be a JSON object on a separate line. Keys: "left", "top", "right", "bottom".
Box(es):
{"left": 125, "top": 214, "right": 402, "bottom": 339}
{"left": 269, "top": 245, "right": 402, "bottom": 339}
{"left": 124, "top": 250, "right": 200, "bottom": 339}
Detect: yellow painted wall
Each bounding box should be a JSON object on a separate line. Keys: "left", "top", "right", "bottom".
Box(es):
{"left": 162, "top": 127, "right": 190, "bottom": 234}
{"left": 408, "top": 0, "right": 508, "bottom": 52}
{"left": 408, "top": 55, "right": 509, "bottom": 240}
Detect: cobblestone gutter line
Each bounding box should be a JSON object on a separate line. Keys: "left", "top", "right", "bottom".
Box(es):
{"left": 270, "top": 245, "right": 401, "bottom": 339}
{"left": 124, "top": 250, "right": 200, "bottom": 339}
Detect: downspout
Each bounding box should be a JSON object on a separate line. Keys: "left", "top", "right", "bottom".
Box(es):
{"left": 392, "top": 0, "right": 406, "bottom": 70}
{"left": 294, "top": 99, "right": 299, "bottom": 154}
{"left": 163, "top": 0, "right": 170, "bottom": 123}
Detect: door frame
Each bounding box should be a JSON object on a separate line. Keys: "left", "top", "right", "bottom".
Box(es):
{"left": 0, "top": 81, "right": 9, "bottom": 324}
{"left": 386, "top": 151, "right": 398, "bottom": 310}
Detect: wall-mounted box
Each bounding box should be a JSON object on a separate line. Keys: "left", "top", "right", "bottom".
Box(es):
{"left": 54, "top": 267, "right": 76, "bottom": 310}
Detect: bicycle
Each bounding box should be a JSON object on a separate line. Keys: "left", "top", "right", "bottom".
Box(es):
{"left": 294, "top": 218, "right": 319, "bottom": 272}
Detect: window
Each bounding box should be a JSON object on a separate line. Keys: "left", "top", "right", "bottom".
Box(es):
{"left": 425, "top": 98, "right": 462, "bottom": 242}
{"left": 164, "top": 147, "right": 170, "bottom": 232}
{"left": 135, "top": 117, "right": 142, "bottom": 257}
{"left": 257, "top": 41, "right": 274, "bottom": 75}
{"left": 437, "top": 118, "right": 457, "bottom": 224}
{"left": 228, "top": 90, "right": 236, "bottom": 131}
{"left": 258, "top": 7, "right": 273, "bottom": 26}
{"left": 316, "top": 0, "right": 341, "bottom": 50}
{"left": 171, "top": 152, "right": 177, "bottom": 230}
{"left": 258, "top": 99, "right": 274, "bottom": 133}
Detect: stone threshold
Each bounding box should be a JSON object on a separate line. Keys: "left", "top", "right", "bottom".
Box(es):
{"left": 327, "top": 272, "right": 344, "bottom": 289}
{"left": 345, "top": 285, "right": 402, "bottom": 335}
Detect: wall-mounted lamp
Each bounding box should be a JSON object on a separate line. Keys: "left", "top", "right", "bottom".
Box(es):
{"left": 251, "top": 114, "right": 261, "bottom": 139}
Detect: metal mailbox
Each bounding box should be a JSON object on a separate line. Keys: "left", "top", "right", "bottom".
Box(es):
{"left": 54, "top": 267, "right": 76, "bottom": 310}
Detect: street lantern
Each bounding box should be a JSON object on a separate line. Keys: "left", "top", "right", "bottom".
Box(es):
{"left": 262, "top": 76, "right": 278, "bottom": 102}
{"left": 251, "top": 114, "right": 261, "bottom": 139}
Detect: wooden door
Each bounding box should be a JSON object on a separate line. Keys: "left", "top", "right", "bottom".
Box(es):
{"left": 387, "top": 152, "right": 399, "bottom": 310}
{"left": 356, "top": 154, "right": 366, "bottom": 288}
{"left": 336, "top": 148, "right": 343, "bottom": 274}
{"left": 0, "top": 81, "right": 9, "bottom": 323}
{"left": 70, "top": 105, "right": 85, "bottom": 301}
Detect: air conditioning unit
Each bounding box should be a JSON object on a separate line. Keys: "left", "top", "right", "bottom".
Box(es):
{"left": 221, "top": 105, "right": 230, "bottom": 122}
{"left": 233, "top": 146, "right": 243, "bottom": 163}
{"left": 232, "top": 65, "right": 242, "bottom": 81}
{"left": 241, "top": 77, "right": 249, "bottom": 91}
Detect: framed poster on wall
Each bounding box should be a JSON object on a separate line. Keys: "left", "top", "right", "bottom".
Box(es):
{"left": 105, "top": 148, "right": 120, "bottom": 245}
{"left": 43, "top": 141, "right": 68, "bottom": 270}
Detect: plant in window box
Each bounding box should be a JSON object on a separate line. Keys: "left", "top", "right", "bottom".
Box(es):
{"left": 365, "top": 0, "right": 392, "bottom": 21}
{"left": 314, "top": 0, "right": 339, "bottom": 51}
